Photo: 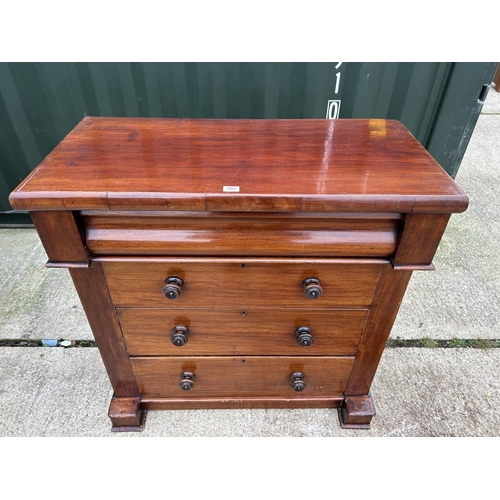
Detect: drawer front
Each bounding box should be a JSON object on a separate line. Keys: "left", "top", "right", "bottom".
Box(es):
{"left": 118, "top": 308, "right": 367, "bottom": 356}
{"left": 84, "top": 213, "right": 399, "bottom": 258}
{"left": 103, "top": 260, "right": 382, "bottom": 308}
{"left": 131, "top": 356, "right": 354, "bottom": 399}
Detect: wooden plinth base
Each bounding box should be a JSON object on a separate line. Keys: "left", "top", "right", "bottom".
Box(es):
{"left": 109, "top": 396, "right": 147, "bottom": 432}
{"left": 107, "top": 395, "right": 375, "bottom": 431}
{"left": 141, "top": 396, "right": 343, "bottom": 410}
{"left": 338, "top": 393, "right": 376, "bottom": 429}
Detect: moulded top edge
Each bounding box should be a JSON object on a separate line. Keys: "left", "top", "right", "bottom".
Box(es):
{"left": 9, "top": 191, "right": 469, "bottom": 214}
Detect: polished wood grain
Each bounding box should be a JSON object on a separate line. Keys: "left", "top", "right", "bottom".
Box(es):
{"left": 84, "top": 213, "right": 399, "bottom": 257}
{"left": 131, "top": 356, "right": 354, "bottom": 399}
{"left": 9, "top": 118, "right": 468, "bottom": 214}
{"left": 103, "top": 259, "right": 382, "bottom": 309}
{"left": 118, "top": 308, "right": 368, "bottom": 356}
{"left": 339, "top": 394, "right": 376, "bottom": 429}
{"left": 301, "top": 194, "right": 467, "bottom": 214}
{"left": 108, "top": 396, "right": 146, "bottom": 432}
{"left": 108, "top": 192, "right": 206, "bottom": 211}
{"left": 393, "top": 213, "right": 451, "bottom": 268}
{"left": 345, "top": 264, "right": 413, "bottom": 396}
{"left": 69, "top": 263, "right": 140, "bottom": 397}
{"left": 30, "top": 211, "right": 89, "bottom": 265}
{"left": 141, "top": 397, "right": 343, "bottom": 410}
{"left": 81, "top": 210, "right": 405, "bottom": 220}
{"left": 206, "top": 195, "right": 302, "bottom": 212}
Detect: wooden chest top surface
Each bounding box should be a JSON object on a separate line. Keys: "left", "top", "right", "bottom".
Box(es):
{"left": 9, "top": 117, "right": 468, "bottom": 214}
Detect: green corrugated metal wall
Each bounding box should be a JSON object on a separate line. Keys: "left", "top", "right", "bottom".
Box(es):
{"left": 0, "top": 62, "right": 497, "bottom": 217}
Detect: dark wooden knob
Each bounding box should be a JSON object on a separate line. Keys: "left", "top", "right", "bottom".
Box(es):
{"left": 290, "top": 372, "right": 306, "bottom": 392}
{"left": 302, "top": 277, "right": 322, "bottom": 299}
{"left": 179, "top": 371, "right": 195, "bottom": 391}
{"left": 295, "top": 326, "right": 314, "bottom": 347}
{"left": 162, "top": 276, "right": 184, "bottom": 299}
{"left": 171, "top": 325, "right": 189, "bottom": 346}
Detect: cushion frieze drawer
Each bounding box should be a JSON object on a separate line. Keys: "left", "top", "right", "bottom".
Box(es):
{"left": 84, "top": 213, "right": 399, "bottom": 257}
{"left": 103, "top": 259, "right": 383, "bottom": 309}
{"left": 131, "top": 356, "right": 354, "bottom": 399}
{"left": 118, "top": 308, "right": 368, "bottom": 356}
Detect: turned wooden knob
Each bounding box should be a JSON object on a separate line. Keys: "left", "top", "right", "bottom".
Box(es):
{"left": 162, "top": 276, "right": 184, "bottom": 299}
{"left": 171, "top": 325, "right": 189, "bottom": 346}
{"left": 295, "top": 326, "right": 314, "bottom": 347}
{"left": 179, "top": 371, "right": 195, "bottom": 391}
{"left": 302, "top": 277, "right": 322, "bottom": 299}
{"left": 290, "top": 372, "right": 306, "bottom": 392}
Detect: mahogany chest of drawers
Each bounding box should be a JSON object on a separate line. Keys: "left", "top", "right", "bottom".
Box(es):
{"left": 9, "top": 117, "right": 468, "bottom": 431}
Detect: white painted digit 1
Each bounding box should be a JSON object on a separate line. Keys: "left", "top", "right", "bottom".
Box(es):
{"left": 335, "top": 62, "right": 342, "bottom": 94}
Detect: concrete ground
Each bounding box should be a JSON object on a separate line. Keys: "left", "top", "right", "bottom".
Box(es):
{"left": 1, "top": 88, "right": 499, "bottom": 437}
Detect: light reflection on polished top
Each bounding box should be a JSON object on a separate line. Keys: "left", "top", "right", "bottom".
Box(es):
{"left": 9, "top": 117, "right": 468, "bottom": 214}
